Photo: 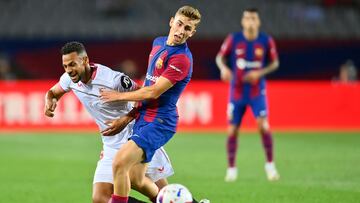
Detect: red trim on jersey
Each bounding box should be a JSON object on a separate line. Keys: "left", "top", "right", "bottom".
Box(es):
{"left": 161, "top": 54, "right": 190, "bottom": 84}
{"left": 218, "top": 34, "right": 233, "bottom": 57}
{"left": 250, "top": 43, "right": 264, "bottom": 97}
{"left": 143, "top": 100, "right": 159, "bottom": 122}
{"left": 233, "top": 42, "right": 247, "bottom": 100}
{"left": 153, "top": 51, "right": 168, "bottom": 82}
{"left": 90, "top": 63, "right": 98, "bottom": 80}
{"left": 148, "top": 45, "right": 162, "bottom": 65}
{"left": 268, "top": 37, "right": 278, "bottom": 62}
{"left": 55, "top": 82, "right": 67, "bottom": 93}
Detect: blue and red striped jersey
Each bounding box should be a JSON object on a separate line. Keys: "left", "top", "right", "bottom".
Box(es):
{"left": 218, "top": 32, "right": 278, "bottom": 101}
{"left": 139, "top": 36, "right": 193, "bottom": 128}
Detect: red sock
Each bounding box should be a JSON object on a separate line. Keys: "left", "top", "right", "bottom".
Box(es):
{"left": 261, "top": 131, "right": 273, "bottom": 162}
{"left": 110, "top": 194, "right": 128, "bottom": 203}
{"left": 226, "top": 134, "right": 238, "bottom": 167}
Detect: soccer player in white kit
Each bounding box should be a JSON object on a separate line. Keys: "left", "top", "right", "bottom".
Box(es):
{"left": 44, "top": 41, "right": 174, "bottom": 203}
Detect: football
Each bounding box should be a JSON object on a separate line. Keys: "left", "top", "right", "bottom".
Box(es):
{"left": 156, "top": 184, "right": 193, "bottom": 203}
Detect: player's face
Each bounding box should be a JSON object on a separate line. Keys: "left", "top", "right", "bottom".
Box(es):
{"left": 241, "top": 11, "right": 260, "bottom": 33}
{"left": 168, "top": 14, "right": 197, "bottom": 45}
{"left": 62, "top": 52, "right": 88, "bottom": 83}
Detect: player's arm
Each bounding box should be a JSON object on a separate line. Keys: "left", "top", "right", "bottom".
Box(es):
{"left": 243, "top": 37, "right": 280, "bottom": 83}
{"left": 100, "top": 77, "right": 173, "bottom": 102}
{"left": 101, "top": 107, "right": 139, "bottom": 136}
{"left": 216, "top": 34, "right": 233, "bottom": 82}
{"left": 44, "top": 83, "right": 67, "bottom": 117}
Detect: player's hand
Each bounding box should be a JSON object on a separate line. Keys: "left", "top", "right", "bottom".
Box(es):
{"left": 220, "top": 68, "right": 232, "bottom": 82}
{"left": 99, "top": 88, "right": 122, "bottom": 103}
{"left": 243, "top": 70, "right": 262, "bottom": 84}
{"left": 44, "top": 98, "right": 57, "bottom": 117}
{"left": 101, "top": 116, "right": 131, "bottom": 136}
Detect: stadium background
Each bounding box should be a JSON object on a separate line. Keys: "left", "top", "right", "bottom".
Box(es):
{"left": 0, "top": 0, "right": 359, "bottom": 202}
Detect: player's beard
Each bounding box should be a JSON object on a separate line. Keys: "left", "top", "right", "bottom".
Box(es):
{"left": 70, "top": 74, "right": 81, "bottom": 83}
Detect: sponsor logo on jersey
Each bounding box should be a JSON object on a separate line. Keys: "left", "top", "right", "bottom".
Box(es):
{"left": 157, "top": 166, "right": 165, "bottom": 172}
{"left": 236, "top": 49, "right": 245, "bottom": 55}
{"left": 146, "top": 73, "right": 159, "bottom": 82}
{"left": 156, "top": 58, "right": 163, "bottom": 69}
{"left": 236, "top": 58, "right": 262, "bottom": 70}
{"left": 255, "top": 48, "right": 264, "bottom": 57}
{"left": 120, "top": 75, "right": 132, "bottom": 89}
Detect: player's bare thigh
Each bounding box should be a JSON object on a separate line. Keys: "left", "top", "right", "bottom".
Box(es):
{"left": 92, "top": 182, "right": 113, "bottom": 203}
{"left": 113, "top": 140, "right": 144, "bottom": 171}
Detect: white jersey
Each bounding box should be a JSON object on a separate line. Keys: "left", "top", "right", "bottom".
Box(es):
{"left": 58, "top": 63, "right": 137, "bottom": 150}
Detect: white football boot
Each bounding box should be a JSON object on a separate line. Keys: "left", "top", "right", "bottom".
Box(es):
{"left": 224, "top": 167, "right": 238, "bottom": 182}
{"left": 199, "top": 199, "right": 210, "bottom": 203}
{"left": 265, "top": 162, "right": 280, "bottom": 181}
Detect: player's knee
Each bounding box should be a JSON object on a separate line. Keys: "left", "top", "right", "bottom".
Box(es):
{"left": 228, "top": 125, "right": 239, "bottom": 136}
{"left": 130, "top": 176, "right": 145, "bottom": 190}
{"left": 92, "top": 193, "right": 109, "bottom": 203}
{"left": 112, "top": 158, "right": 129, "bottom": 175}
{"left": 257, "top": 118, "right": 270, "bottom": 133}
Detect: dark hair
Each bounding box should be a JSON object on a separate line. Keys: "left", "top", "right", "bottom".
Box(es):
{"left": 244, "top": 7, "right": 259, "bottom": 13}
{"left": 61, "top": 41, "right": 86, "bottom": 55}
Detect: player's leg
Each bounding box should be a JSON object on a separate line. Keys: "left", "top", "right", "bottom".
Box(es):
{"left": 225, "top": 101, "right": 246, "bottom": 182}
{"left": 129, "top": 163, "right": 160, "bottom": 202}
{"left": 92, "top": 150, "right": 115, "bottom": 203}
{"left": 92, "top": 183, "right": 113, "bottom": 203}
{"left": 111, "top": 140, "right": 158, "bottom": 203}
{"left": 250, "top": 95, "right": 280, "bottom": 181}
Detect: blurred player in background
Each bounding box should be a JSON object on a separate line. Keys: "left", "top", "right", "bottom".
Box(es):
{"left": 44, "top": 41, "right": 174, "bottom": 203}
{"left": 216, "top": 8, "right": 280, "bottom": 182}
{"left": 99, "top": 5, "right": 201, "bottom": 203}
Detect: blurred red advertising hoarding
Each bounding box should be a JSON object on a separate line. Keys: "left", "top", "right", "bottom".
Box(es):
{"left": 0, "top": 80, "right": 359, "bottom": 132}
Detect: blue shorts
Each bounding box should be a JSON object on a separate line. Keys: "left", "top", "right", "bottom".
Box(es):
{"left": 130, "top": 116, "right": 176, "bottom": 163}
{"left": 228, "top": 95, "right": 268, "bottom": 126}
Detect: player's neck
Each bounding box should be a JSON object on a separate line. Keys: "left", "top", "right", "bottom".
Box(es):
{"left": 81, "top": 65, "right": 92, "bottom": 84}
{"left": 243, "top": 31, "right": 259, "bottom": 41}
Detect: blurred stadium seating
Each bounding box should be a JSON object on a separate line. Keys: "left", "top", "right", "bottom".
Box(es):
{"left": 0, "top": 0, "right": 359, "bottom": 39}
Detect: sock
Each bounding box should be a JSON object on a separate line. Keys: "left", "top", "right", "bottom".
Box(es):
{"left": 261, "top": 131, "right": 273, "bottom": 162}
{"left": 110, "top": 194, "right": 128, "bottom": 203}
{"left": 226, "top": 134, "right": 238, "bottom": 168}
{"left": 128, "top": 196, "right": 147, "bottom": 203}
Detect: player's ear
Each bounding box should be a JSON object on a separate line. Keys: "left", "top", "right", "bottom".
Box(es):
{"left": 82, "top": 56, "right": 89, "bottom": 65}
{"left": 189, "top": 29, "right": 196, "bottom": 38}
{"left": 169, "top": 17, "right": 174, "bottom": 27}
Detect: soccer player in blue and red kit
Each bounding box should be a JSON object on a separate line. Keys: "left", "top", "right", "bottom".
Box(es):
{"left": 216, "top": 8, "right": 280, "bottom": 182}
{"left": 99, "top": 5, "right": 201, "bottom": 203}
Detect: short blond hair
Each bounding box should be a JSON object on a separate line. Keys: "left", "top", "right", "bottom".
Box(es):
{"left": 175, "top": 5, "right": 201, "bottom": 26}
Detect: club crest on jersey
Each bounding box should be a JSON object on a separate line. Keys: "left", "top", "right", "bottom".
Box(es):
{"left": 255, "top": 48, "right": 264, "bottom": 57}
{"left": 156, "top": 58, "right": 163, "bottom": 69}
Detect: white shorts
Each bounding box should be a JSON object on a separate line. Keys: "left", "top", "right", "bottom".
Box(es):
{"left": 93, "top": 146, "right": 174, "bottom": 184}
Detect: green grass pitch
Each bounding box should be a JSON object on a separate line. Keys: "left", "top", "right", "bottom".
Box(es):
{"left": 0, "top": 132, "right": 359, "bottom": 202}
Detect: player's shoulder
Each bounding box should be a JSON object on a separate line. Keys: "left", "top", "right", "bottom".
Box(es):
{"left": 92, "top": 63, "right": 119, "bottom": 82}
{"left": 259, "top": 32, "right": 274, "bottom": 41}
{"left": 153, "top": 36, "right": 167, "bottom": 46}
{"left": 230, "top": 31, "right": 244, "bottom": 39}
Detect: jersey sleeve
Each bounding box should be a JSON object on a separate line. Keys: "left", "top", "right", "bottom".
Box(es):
{"left": 267, "top": 36, "right": 278, "bottom": 62}
{"left": 161, "top": 54, "right": 191, "bottom": 84}
{"left": 114, "top": 72, "right": 138, "bottom": 92}
{"left": 217, "top": 34, "right": 234, "bottom": 57}
{"left": 58, "top": 73, "right": 71, "bottom": 92}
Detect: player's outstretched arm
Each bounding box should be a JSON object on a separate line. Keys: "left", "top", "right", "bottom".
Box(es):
{"left": 44, "top": 84, "right": 66, "bottom": 117}
{"left": 100, "top": 76, "right": 173, "bottom": 103}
